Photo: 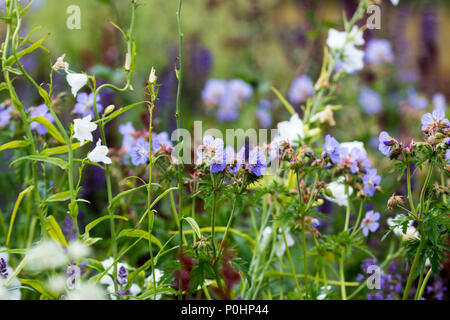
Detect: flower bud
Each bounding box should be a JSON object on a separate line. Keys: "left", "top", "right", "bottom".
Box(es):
{"left": 149, "top": 67, "right": 157, "bottom": 83}
{"left": 104, "top": 104, "right": 115, "bottom": 116}
{"left": 387, "top": 193, "right": 404, "bottom": 210}
{"left": 124, "top": 53, "right": 131, "bottom": 71}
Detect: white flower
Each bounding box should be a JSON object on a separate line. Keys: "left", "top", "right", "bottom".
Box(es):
{"left": 66, "top": 283, "right": 106, "bottom": 300}
{"left": 391, "top": 0, "right": 399, "bottom": 6}
{"left": 25, "top": 240, "right": 68, "bottom": 272}
{"left": 275, "top": 113, "right": 305, "bottom": 146}
{"left": 340, "top": 45, "right": 365, "bottom": 74}
{"left": 67, "top": 241, "right": 91, "bottom": 262}
{"left": 88, "top": 139, "right": 112, "bottom": 164}
{"left": 325, "top": 177, "right": 353, "bottom": 207}
{"left": 73, "top": 115, "right": 97, "bottom": 145}
{"left": 261, "top": 226, "right": 273, "bottom": 250}
{"left": 327, "top": 26, "right": 365, "bottom": 74}
{"left": 99, "top": 257, "right": 129, "bottom": 287}
{"left": 0, "top": 248, "right": 21, "bottom": 300}
{"left": 276, "top": 230, "right": 295, "bottom": 257}
{"left": 46, "top": 275, "right": 67, "bottom": 295}
{"left": 387, "top": 215, "right": 420, "bottom": 242}
{"left": 149, "top": 67, "right": 157, "bottom": 83}
{"left": 66, "top": 73, "right": 88, "bottom": 96}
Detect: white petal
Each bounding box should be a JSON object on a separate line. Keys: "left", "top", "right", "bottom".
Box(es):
{"left": 67, "top": 73, "right": 88, "bottom": 96}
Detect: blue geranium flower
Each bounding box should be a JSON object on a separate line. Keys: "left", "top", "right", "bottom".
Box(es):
{"left": 323, "top": 134, "right": 341, "bottom": 163}
{"left": 362, "top": 168, "right": 381, "bottom": 197}
{"left": 130, "top": 137, "right": 150, "bottom": 166}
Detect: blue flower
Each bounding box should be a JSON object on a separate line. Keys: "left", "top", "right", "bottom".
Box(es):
{"left": 421, "top": 109, "right": 450, "bottom": 132}
{"left": 74, "top": 92, "right": 103, "bottom": 117}
{"left": 362, "top": 168, "right": 381, "bottom": 197}
{"left": 446, "top": 149, "right": 450, "bottom": 165}
{"left": 227, "top": 79, "right": 253, "bottom": 105}
{"left": 152, "top": 132, "right": 173, "bottom": 153}
{"left": 432, "top": 93, "right": 446, "bottom": 112}
{"left": 0, "top": 103, "right": 13, "bottom": 127}
{"left": 119, "top": 122, "right": 136, "bottom": 153}
{"left": 339, "top": 146, "right": 372, "bottom": 174}
{"left": 256, "top": 108, "right": 272, "bottom": 128}
{"left": 359, "top": 86, "right": 382, "bottom": 114}
{"left": 365, "top": 39, "right": 394, "bottom": 65}
{"left": 29, "top": 104, "right": 55, "bottom": 135}
{"left": 361, "top": 210, "right": 380, "bottom": 236}
{"left": 196, "top": 136, "right": 226, "bottom": 173}
{"left": 248, "top": 148, "right": 267, "bottom": 176}
{"left": 378, "top": 131, "right": 394, "bottom": 157}
{"left": 130, "top": 137, "right": 150, "bottom": 166}
{"left": 323, "top": 134, "right": 341, "bottom": 163}
{"left": 216, "top": 104, "right": 239, "bottom": 123}
{"left": 201, "top": 79, "right": 228, "bottom": 107}
{"left": 288, "top": 75, "right": 315, "bottom": 105}
{"left": 225, "top": 146, "right": 240, "bottom": 175}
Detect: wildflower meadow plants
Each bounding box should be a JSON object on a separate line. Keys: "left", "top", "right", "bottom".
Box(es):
{"left": 0, "top": 0, "right": 448, "bottom": 303}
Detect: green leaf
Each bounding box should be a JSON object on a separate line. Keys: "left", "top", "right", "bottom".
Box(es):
{"left": 4, "top": 33, "right": 50, "bottom": 67}
{"left": 183, "top": 217, "right": 201, "bottom": 238}
{"left": 6, "top": 186, "right": 34, "bottom": 246}
{"left": 117, "top": 228, "right": 162, "bottom": 249}
{"left": 45, "top": 215, "right": 68, "bottom": 247}
{"left": 85, "top": 258, "right": 105, "bottom": 273}
{"left": 29, "top": 116, "right": 65, "bottom": 143}
{"left": 45, "top": 191, "right": 71, "bottom": 203}
{"left": 0, "top": 140, "right": 29, "bottom": 152}
{"left": 19, "top": 278, "right": 58, "bottom": 300}
{"left": 108, "top": 184, "right": 149, "bottom": 210}
{"left": 83, "top": 215, "right": 128, "bottom": 238}
{"left": 11, "top": 155, "right": 68, "bottom": 169}
{"left": 40, "top": 142, "right": 83, "bottom": 156}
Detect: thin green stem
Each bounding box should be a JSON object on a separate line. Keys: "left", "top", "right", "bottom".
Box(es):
{"left": 416, "top": 268, "right": 433, "bottom": 300}
{"left": 282, "top": 229, "right": 303, "bottom": 300}
{"left": 402, "top": 225, "right": 426, "bottom": 300}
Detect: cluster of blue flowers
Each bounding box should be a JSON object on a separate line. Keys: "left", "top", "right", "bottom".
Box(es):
{"left": 196, "top": 135, "right": 267, "bottom": 176}
{"left": 323, "top": 134, "right": 381, "bottom": 197}
{"left": 119, "top": 122, "right": 173, "bottom": 166}
{"left": 201, "top": 79, "right": 253, "bottom": 122}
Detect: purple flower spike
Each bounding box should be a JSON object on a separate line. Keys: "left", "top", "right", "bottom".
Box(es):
{"left": 361, "top": 210, "right": 381, "bottom": 236}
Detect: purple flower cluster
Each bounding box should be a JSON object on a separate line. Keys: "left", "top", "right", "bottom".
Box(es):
{"left": 29, "top": 104, "right": 55, "bottom": 135}
{"left": 288, "top": 75, "right": 315, "bottom": 105}
{"left": 196, "top": 136, "right": 267, "bottom": 176}
{"left": 359, "top": 86, "right": 382, "bottom": 114}
{"left": 0, "top": 258, "right": 8, "bottom": 279}
{"left": 420, "top": 109, "right": 450, "bottom": 135}
{"left": 364, "top": 39, "right": 395, "bottom": 65}
{"left": 201, "top": 79, "right": 253, "bottom": 122}
{"left": 62, "top": 216, "right": 77, "bottom": 241}
{"left": 74, "top": 93, "right": 103, "bottom": 118}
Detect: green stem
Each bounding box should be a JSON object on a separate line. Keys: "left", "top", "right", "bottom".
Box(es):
{"left": 402, "top": 225, "right": 426, "bottom": 300}
{"left": 339, "top": 249, "right": 347, "bottom": 300}
{"left": 416, "top": 268, "right": 432, "bottom": 300}
{"left": 301, "top": 216, "right": 309, "bottom": 294}
{"left": 282, "top": 229, "right": 303, "bottom": 300}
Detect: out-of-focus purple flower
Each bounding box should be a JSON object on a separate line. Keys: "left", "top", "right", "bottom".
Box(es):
{"left": 363, "top": 168, "right": 381, "bottom": 197}
{"left": 446, "top": 149, "right": 450, "bottom": 165}
{"left": 201, "top": 79, "right": 228, "bottom": 107}
{"left": 217, "top": 104, "right": 239, "bottom": 123}
{"left": 119, "top": 122, "right": 136, "bottom": 154}
{"left": 29, "top": 104, "right": 55, "bottom": 135}
{"left": 228, "top": 79, "right": 253, "bottom": 105}
{"left": 62, "top": 216, "right": 77, "bottom": 242}
{"left": 421, "top": 109, "right": 450, "bottom": 132}
{"left": 365, "top": 39, "right": 395, "bottom": 65}
{"left": 0, "top": 103, "right": 13, "bottom": 127}
{"left": 359, "top": 86, "right": 382, "bottom": 114}
{"left": 74, "top": 92, "right": 103, "bottom": 117}
{"left": 323, "top": 134, "right": 341, "bottom": 163}
{"left": 130, "top": 137, "right": 150, "bottom": 166}
{"left": 432, "top": 93, "right": 446, "bottom": 112}
{"left": 312, "top": 219, "right": 320, "bottom": 228}
{"left": 196, "top": 136, "right": 226, "bottom": 173}
{"left": 361, "top": 210, "right": 381, "bottom": 236}
{"left": 248, "top": 148, "right": 267, "bottom": 177}
{"left": 288, "top": 75, "right": 315, "bottom": 105}
{"left": 152, "top": 132, "right": 173, "bottom": 153}
{"left": 256, "top": 108, "right": 272, "bottom": 128}
{"left": 378, "top": 131, "right": 394, "bottom": 157}
{"left": 406, "top": 87, "right": 428, "bottom": 110}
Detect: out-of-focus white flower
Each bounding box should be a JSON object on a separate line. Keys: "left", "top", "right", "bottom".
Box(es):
{"left": 276, "top": 230, "right": 295, "bottom": 257}
{"left": 46, "top": 275, "right": 67, "bottom": 295}
{"left": 387, "top": 215, "right": 420, "bottom": 242}
{"left": 100, "top": 257, "right": 129, "bottom": 287}
{"left": 66, "top": 73, "right": 88, "bottom": 97}
{"left": 149, "top": 67, "right": 157, "bottom": 83}
{"left": 25, "top": 240, "right": 68, "bottom": 272}
{"left": 340, "top": 141, "right": 367, "bottom": 157}
{"left": 274, "top": 113, "right": 305, "bottom": 146}
{"left": 325, "top": 178, "right": 353, "bottom": 207}
{"left": 391, "top": 0, "right": 399, "bottom": 6}
{"left": 66, "top": 283, "right": 106, "bottom": 300}
{"left": 52, "top": 54, "right": 69, "bottom": 72}
{"left": 67, "top": 241, "right": 91, "bottom": 262}
{"left": 327, "top": 26, "right": 365, "bottom": 74}
{"left": 73, "top": 115, "right": 97, "bottom": 145}
{"left": 87, "top": 139, "right": 111, "bottom": 164}
{"left": 317, "top": 285, "right": 332, "bottom": 300}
